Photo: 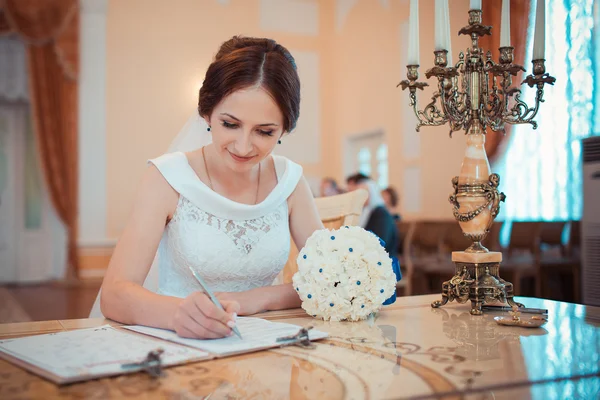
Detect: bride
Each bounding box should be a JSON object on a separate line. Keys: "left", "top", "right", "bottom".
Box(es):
{"left": 97, "top": 36, "right": 324, "bottom": 339}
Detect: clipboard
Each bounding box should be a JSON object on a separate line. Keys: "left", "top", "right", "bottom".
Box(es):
{"left": 0, "top": 326, "right": 210, "bottom": 385}
{"left": 0, "top": 319, "right": 328, "bottom": 385}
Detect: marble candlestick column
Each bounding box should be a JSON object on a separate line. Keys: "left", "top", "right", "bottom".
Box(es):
{"left": 453, "top": 121, "right": 499, "bottom": 252}
{"left": 432, "top": 119, "right": 523, "bottom": 315}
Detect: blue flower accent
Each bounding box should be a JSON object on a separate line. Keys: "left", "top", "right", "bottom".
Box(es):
{"left": 330, "top": 303, "right": 334, "bottom": 307}
{"left": 330, "top": 236, "right": 335, "bottom": 240}
{"left": 308, "top": 294, "right": 312, "bottom": 299}
{"left": 356, "top": 281, "right": 361, "bottom": 285}
{"left": 392, "top": 257, "right": 402, "bottom": 281}
{"left": 379, "top": 238, "right": 386, "bottom": 247}
{"left": 383, "top": 257, "right": 403, "bottom": 306}
{"left": 319, "top": 268, "right": 323, "bottom": 273}
{"left": 303, "top": 254, "right": 307, "bottom": 259}
{"left": 349, "top": 248, "right": 353, "bottom": 252}
{"left": 377, "top": 262, "right": 382, "bottom": 266}
{"left": 380, "top": 289, "right": 384, "bottom": 293}
{"left": 361, "top": 305, "right": 365, "bottom": 308}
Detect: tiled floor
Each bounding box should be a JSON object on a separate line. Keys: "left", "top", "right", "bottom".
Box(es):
{"left": 0, "top": 280, "right": 102, "bottom": 323}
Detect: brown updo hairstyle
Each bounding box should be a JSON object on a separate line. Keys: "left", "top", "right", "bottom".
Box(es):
{"left": 198, "top": 36, "right": 301, "bottom": 133}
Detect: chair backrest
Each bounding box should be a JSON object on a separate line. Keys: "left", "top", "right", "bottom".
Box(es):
{"left": 540, "top": 221, "right": 567, "bottom": 245}
{"left": 314, "top": 189, "right": 368, "bottom": 227}
{"left": 396, "top": 220, "right": 413, "bottom": 255}
{"left": 567, "top": 220, "right": 581, "bottom": 257}
{"left": 281, "top": 189, "right": 368, "bottom": 283}
{"left": 410, "top": 221, "right": 449, "bottom": 255}
{"left": 484, "top": 221, "right": 503, "bottom": 251}
{"left": 539, "top": 221, "right": 567, "bottom": 256}
{"left": 397, "top": 220, "right": 416, "bottom": 273}
{"left": 507, "top": 221, "right": 542, "bottom": 256}
{"left": 441, "top": 221, "right": 473, "bottom": 253}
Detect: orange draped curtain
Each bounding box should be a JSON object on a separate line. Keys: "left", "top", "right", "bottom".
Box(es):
{"left": 2, "top": 0, "right": 79, "bottom": 279}
{"left": 480, "top": 1, "right": 531, "bottom": 162}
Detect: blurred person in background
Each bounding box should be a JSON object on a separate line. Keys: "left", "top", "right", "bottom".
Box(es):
{"left": 354, "top": 176, "right": 398, "bottom": 259}
{"left": 320, "top": 177, "right": 343, "bottom": 197}
{"left": 345, "top": 172, "right": 369, "bottom": 192}
{"left": 381, "top": 186, "right": 401, "bottom": 221}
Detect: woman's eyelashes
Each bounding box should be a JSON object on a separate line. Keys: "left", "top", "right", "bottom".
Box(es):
{"left": 221, "top": 120, "right": 274, "bottom": 136}
{"left": 221, "top": 120, "right": 238, "bottom": 129}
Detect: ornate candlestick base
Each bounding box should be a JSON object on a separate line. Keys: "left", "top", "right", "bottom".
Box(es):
{"left": 431, "top": 251, "right": 524, "bottom": 315}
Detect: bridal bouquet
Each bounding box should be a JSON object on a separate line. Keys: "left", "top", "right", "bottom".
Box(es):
{"left": 292, "top": 226, "right": 398, "bottom": 322}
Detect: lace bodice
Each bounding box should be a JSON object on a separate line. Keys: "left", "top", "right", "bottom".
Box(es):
{"left": 150, "top": 151, "right": 302, "bottom": 297}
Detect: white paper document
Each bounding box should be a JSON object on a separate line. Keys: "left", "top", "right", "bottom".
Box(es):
{"left": 0, "top": 325, "right": 208, "bottom": 381}
{"left": 125, "top": 317, "right": 328, "bottom": 356}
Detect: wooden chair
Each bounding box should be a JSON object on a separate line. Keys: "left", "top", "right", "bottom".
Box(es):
{"left": 539, "top": 221, "right": 581, "bottom": 302}
{"left": 539, "top": 221, "right": 567, "bottom": 255}
{"left": 484, "top": 221, "right": 503, "bottom": 252}
{"left": 280, "top": 189, "right": 368, "bottom": 284}
{"left": 404, "top": 221, "right": 454, "bottom": 293}
{"left": 396, "top": 221, "right": 416, "bottom": 296}
{"left": 441, "top": 221, "right": 473, "bottom": 253}
{"left": 567, "top": 220, "right": 581, "bottom": 259}
{"left": 501, "top": 221, "right": 542, "bottom": 297}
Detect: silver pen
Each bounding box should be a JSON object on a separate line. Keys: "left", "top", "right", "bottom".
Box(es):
{"left": 482, "top": 305, "right": 549, "bottom": 315}
{"left": 188, "top": 267, "right": 243, "bottom": 339}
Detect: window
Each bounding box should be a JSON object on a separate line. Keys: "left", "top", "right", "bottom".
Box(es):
{"left": 494, "top": 0, "right": 598, "bottom": 221}
{"left": 358, "top": 147, "right": 371, "bottom": 177}
{"left": 376, "top": 143, "right": 388, "bottom": 188}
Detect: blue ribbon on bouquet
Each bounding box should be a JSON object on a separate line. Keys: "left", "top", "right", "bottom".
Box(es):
{"left": 372, "top": 235, "right": 402, "bottom": 306}
{"left": 383, "top": 256, "right": 402, "bottom": 305}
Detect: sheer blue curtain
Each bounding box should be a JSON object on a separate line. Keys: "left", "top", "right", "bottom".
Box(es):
{"left": 494, "top": 0, "right": 598, "bottom": 221}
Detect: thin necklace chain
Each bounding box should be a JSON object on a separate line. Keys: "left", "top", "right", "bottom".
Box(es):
{"left": 202, "top": 146, "right": 261, "bottom": 205}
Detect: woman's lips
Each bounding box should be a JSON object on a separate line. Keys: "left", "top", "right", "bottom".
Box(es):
{"left": 229, "top": 151, "right": 255, "bottom": 163}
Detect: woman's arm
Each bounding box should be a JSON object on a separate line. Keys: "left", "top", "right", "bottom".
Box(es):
{"left": 100, "top": 166, "right": 178, "bottom": 327}
{"left": 101, "top": 165, "right": 237, "bottom": 338}
{"left": 288, "top": 176, "right": 325, "bottom": 250}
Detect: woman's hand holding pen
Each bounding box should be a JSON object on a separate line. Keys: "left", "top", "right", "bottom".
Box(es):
{"left": 169, "top": 292, "right": 240, "bottom": 339}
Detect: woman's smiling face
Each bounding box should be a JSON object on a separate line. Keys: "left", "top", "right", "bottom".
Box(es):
{"left": 208, "top": 86, "right": 284, "bottom": 173}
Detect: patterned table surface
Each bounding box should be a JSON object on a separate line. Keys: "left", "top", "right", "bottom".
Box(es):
{"left": 0, "top": 294, "right": 598, "bottom": 399}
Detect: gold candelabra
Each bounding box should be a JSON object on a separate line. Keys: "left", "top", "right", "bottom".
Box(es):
{"left": 399, "top": 9, "right": 555, "bottom": 315}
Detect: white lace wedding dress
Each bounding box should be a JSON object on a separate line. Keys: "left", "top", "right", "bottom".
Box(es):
{"left": 89, "top": 150, "right": 302, "bottom": 317}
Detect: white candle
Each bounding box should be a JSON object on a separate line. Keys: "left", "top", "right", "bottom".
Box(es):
{"left": 435, "top": 0, "right": 444, "bottom": 50}
{"left": 407, "top": 0, "right": 420, "bottom": 65}
{"left": 443, "top": 0, "right": 453, "bottom": 66}
{"left": 500, "top": 0, "right": 511, "bottom": 47}
{"left": 533, "top": 0, "right": 545, "bottom": 59}
{"left": 470, "top": 0, "right": 482, "bottom": 10}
